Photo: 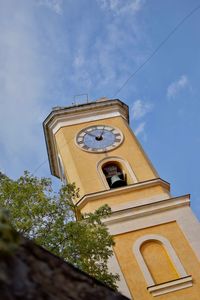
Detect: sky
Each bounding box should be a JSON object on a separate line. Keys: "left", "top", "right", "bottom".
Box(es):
{"left": 0, "top": 0, "right": 200, "bottom": 219}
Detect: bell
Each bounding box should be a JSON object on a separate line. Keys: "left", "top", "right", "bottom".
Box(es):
{"left": 110, "top": 175, "right": 126, "bottom": 188}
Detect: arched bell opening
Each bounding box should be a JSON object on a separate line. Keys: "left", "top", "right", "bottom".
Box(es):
{"left": 97, "top": 156, "right": 138, "bottom": 190}
{"left": 102, "top": 162, "right": 127, "bottom": 189}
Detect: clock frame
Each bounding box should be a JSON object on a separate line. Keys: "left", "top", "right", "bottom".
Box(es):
{"left": 76, "top": 125, "right": 123, "bottom": 153}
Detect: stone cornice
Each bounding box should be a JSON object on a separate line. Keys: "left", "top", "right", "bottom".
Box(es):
{"left": 76, "top": 178, "right": 170, "bottom": 209}
{"left": 103, "top": 194, "right": 190, "bottom": 227}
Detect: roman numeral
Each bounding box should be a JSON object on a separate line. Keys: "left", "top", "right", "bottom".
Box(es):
{"left": 77, "top": 137, "right": 83, "bottom": 143}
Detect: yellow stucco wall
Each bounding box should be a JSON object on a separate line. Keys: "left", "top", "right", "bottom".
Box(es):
{"left": 55, "top": 116, "right": 158, "bottom": 197}
{"left": 49, "top": 103, "right": 200, "bottom": 300}
{"left": 113, "top": 221, "right": 200, "bottom": 300}
{"left": 141, "top": 241, "right": 179, "bottom": 283}
{"left": 80, "top": 184, "right": 169, "bottom": 214}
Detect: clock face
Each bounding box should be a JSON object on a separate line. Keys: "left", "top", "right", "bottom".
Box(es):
{"left": 76, "top": 125, "right": 123, "bottom": 152}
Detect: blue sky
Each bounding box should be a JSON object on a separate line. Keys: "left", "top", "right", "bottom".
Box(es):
{"left": 0, "top": 0, "right": 200, "bottom": 219}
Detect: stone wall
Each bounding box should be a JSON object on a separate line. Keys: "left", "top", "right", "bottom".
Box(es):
{"left": 0, "top": 237, "right": 129, "bottom": 300}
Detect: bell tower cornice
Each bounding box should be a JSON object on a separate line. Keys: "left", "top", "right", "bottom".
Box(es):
{"left": 43, "top": 98, "right": 129, "bottom": 178}
{"left": 76, "top": 178, "right": 171, "bottom": 212}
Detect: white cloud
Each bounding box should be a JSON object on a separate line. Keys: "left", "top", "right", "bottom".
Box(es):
{"left": 0, "top": 1, "right": 55, "bottom": 177}
{"left": 36, "top": 0, "right": 63, "bottom": 14}
{"left": 98, "top": 0, "right": 144, "bottom": 15}
{"left": 131, "top": 100, "right": 153, "bottom": 139}
{"left": 134, "top": 122, "right": 145, "bottom": 136}
{"left": 167, "top": 75, "right": 189, "bottom": 99}
{"left": 131, "top": 99, "right": 153, "bottom": 120}
{"left": 69, "top": 0, "right": 148, "bottom": 97}
{"left": 0, "top": 0, "right": 149, "bottom": 179}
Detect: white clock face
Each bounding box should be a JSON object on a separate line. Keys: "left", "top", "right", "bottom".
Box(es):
{"left": 76, "top": 125, "right": 123, "bottom": 152}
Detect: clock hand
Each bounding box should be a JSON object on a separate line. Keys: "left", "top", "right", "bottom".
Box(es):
{"left": 99, "top": 126, "right": 105, "bottom": 138}
{"left": 85, "top": 128, "right": 104, "bottom": 140}
{"left": 85, "top": 132, "right": 98, "bottom": 138}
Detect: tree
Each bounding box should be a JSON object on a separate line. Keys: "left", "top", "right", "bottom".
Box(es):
{"left": 0, "top": 171, "right": 119, "bottom": 289}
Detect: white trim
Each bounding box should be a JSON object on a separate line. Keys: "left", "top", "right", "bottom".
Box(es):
{"left": 133, "top": 234, "right": 192, "bottom": 296}
{"left": 57, "top": 154, "right": 67, "bottom": 184}
{"left": 97, "top": 156, "right": 138, "bottom": 189}
{"left": 52, "top": 111, "right": 123, "bottom": 134}
{"left": 133, "top": 234, "right": 188, "bottom": 286}
{"left": 104, "top": 195, "right": 190, "bottom": 226}
{"left": 148, "top": 276, "right": 192, "bottom": 296}
{"left": 50, "top": 107, "right": 128, "bottom": 134}
{"left": 108, "top": 253, "right": 132, "bottom": 298}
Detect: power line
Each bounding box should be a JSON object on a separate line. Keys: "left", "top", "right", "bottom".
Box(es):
{"left": 31, "top": 4, "right": 200, "bottom": 176}
{"left": 32, "top": 136, "right": 75, "bottom": 175}
{"left": 32, "top": 159, "right": 48, "bottom": 175}
{"left": 113, "top": 3, "right": 200, "bottom": 97}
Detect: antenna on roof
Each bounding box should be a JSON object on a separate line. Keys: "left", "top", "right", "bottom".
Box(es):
{"left": 72, "top": 93, "right": 89, "bottom": 105}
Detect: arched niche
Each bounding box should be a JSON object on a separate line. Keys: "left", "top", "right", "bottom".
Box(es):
{"left": 141, "top": 240, "right": 179, "bottom": 284}
{"left": 133, "top": 234, "right": 188, "bottom": 287}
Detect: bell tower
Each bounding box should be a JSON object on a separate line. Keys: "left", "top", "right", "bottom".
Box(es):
{"left": 44, "top": 98, "right": 200, "bottom": 299}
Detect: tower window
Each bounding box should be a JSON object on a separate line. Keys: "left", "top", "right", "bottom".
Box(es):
{"left": 102, "top": 162, "right": 127, "bottom": 189}
{"left": 58, "top": 155, "right": 66, "bottom": 184}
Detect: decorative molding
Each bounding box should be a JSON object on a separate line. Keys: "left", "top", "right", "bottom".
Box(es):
{"left": 147, "top": 276, "right": 192, "bottom": 296}
{"left": 133, "top": 234, "right": 188, "bottom": 287}
{"left": 50, "top": 101, "right": 128, "bottom": 134}
{"left": 76, "top": 178, "right": 170, "bottom": 210}
{"left": 97, "top": 156, "right": 138, "bottom": 189}
{"left": 103, "top": 194, "right": 190, "bottom": 226}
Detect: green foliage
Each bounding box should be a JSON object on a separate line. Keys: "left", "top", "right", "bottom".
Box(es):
{"left": 0, "top": 171, "right": 119, "bottom": 289}
{"left": 0, "top": 208, "right": 19, "bottom": 255}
